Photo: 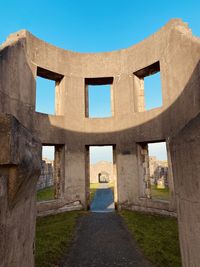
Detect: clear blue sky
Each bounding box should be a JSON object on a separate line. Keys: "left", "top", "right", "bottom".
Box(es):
{"left": 90, "top": 146, "right": 113, "bottom": 164}
{"left": 88, "top": 85, "right": 112, "bottom": 118}
{"left": 1, "top": 0, "right": 199, "bottom": 52}
{"left": 1, "top": 0, "right": 199, "bottom": 161}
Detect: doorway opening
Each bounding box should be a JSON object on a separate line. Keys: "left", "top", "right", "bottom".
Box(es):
{"left": 148, "top": 142, "right": 170, "bottom": 201}
{"left": 137, "top": 141, "right": 171, "bottom": 201}
{"left": 37, "top": 146, "right": 55, "bottom": 201}
{"left": 87, "top": 145, "right": 117, "bottom": 212}
{"left": 36, "top": 144, "right": 65, "bottom": 202}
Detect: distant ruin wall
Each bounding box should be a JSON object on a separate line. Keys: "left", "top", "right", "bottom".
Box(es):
{"left": 90, "top": 161, "right": 114, "bottom": 183}
{"left": 37, "top": 159, "right": 54, "bottom": 190}
{"left": 149, "top": 156, "right": 168, "bottom": 188}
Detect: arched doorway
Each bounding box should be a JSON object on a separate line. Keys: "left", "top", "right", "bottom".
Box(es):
{"left": 98, "top": 171, "right": 110, "bottom": 183}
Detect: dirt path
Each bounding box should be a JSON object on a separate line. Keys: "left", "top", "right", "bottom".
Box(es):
{"left": 90, "top": 186, "right": 115, "bottom": 212}
{"left": 60, "top": 212, "right": 153, "bottom": 267}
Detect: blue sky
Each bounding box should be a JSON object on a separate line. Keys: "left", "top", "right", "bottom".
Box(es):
{"left": 88, "top": 85, "right": 112, "bottom": 118}
{"left": 1, "top": 0, "right": 199, "bottom": 161}
{"left": 148, "top": 142, "right": 167, "bottom": 161}
{"left": 1, "top": 0, "right": 200, "bottom": 52}
{"left": 90, "top": 146, "right": 113, "bottom": 164}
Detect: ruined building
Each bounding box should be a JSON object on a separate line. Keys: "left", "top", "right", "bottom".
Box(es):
{"left": 37, "top": 159, "right": 54, "bottom": 191}
{"left": 0, "top": 19, "right": 200, "bottom": 266}
{"left": 149, "top": 156, "right": 168, "bottom": 188}
{"left": 90, "top": 161, "right": 114, "bottom": 183}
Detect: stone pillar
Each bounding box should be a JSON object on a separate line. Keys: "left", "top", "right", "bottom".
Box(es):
{"left": 133, "top": 74, "right": 145, "bottom": 112}
{"left": 166, "top": 140, "right": 176, "bottom": 210}
{"left": 170, "top": 114, "right": 200, "bottom": 267}
{"left": 54, "top": 145, "right": 65, "bottom": 199}
{"left": 137, "top": 143, "right": 151, "bottom": 198}
{"left": 116, "top": 143, "right": 139, "bottom": 207}
{"left": 0, "top": 114, "right": 41, "bottom": 267}
{"left": 64, "top": 145, "right": 87, "bottom": 208}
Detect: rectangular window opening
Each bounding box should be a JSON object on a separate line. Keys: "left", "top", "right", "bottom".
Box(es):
{"left": 87, "top": 145, "right": 117, "bottom": 211}
{"left": 138, "top": 141, "right": 170, "bottom": 201}
{"left": 37, "top": 145, "right": 55, "bottom": 201}
{"left": 36, "top": 67, "right": 63, "bottom": 115}
{"left": 85, "top": 77, "right": 113, "bottom": 118}
{"left": 134, "top": 62, "right": 162, "bottom": 111}
{"left": 36, "top": 144, "right": 64, "bottom": 202}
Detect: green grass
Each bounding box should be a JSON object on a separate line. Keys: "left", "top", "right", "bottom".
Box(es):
{"left": 120, "top": 210, "right": 181, "bottom": 267}
{"left": 151, "top": 185, "right": 170, "bottom": 201}
{"left": 37, "top": 186, "right": 55, "bottom": 201}
{"left": 35, "top": 211, "right": 82, "bottom": 267}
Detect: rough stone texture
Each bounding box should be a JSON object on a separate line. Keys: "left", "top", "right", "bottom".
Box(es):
{"left": 1, "top": 19, "right": 200, "bottom": 266}
{"left": 37, "top": 199, "right": 82, "bottom": 217}
{"left": 0, "top": 114, "right": 41, "bottom": 267}
{"left": 36, "top": 159, "right": 54, "bottom": 191}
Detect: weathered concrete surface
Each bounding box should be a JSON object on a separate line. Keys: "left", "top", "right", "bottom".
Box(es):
{"left": 170, "top": 113, "right": 200, "bottom": 267}
{"left": 1, "top": 19, "right": 199, "bottom": 210}
{"left": 61, "top": 213, "right": 153, "bottom": 267}
{"left": 0, "top": 114, "right": 41, "bottom": 267}
{"left": 37, "top": 199, "right": 82, "bottom": 217}
{"left": 1, "top": 18, "right": 200, "bottom": 266}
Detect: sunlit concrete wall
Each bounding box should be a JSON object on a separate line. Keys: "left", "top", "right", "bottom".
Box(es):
{"left": 1, "top": 19, "right": 200, "bottom": 266}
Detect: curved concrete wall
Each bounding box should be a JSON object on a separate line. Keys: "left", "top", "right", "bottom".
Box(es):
{"left": 1, "top": 18, "right": 200, "bottom": 266}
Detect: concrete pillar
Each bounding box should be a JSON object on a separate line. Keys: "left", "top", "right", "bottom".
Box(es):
{"left": 64, "top": 145, "right": 87, "bottom": 208}
{"left": 116, "top": 143, "right": 139, "bottom": 207}
{"left": 137, "top": 143, "right": 151, "bottom": 198}
{"left": 170, "top": 114, "right": 200, "bottom": 267}
{"left": 166, "top": 140, "right": 176, "bottom": 210}
{"left": 54, "top": 145, "right": 65, "bottom": 199}
{"left": 0, "top": 114, "right": 41, "bottom": 267}
{"left": 133, "top": 74, "right": 145, "bottom": 112}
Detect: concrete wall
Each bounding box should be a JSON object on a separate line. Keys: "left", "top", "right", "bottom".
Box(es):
{"left": 1, "top": 19, "right": 200, "bottom": 266}
{"left": 170, "top": 113, "right": 200, "bottom": 267}
{"left": 0, "top": 114, "right": 41, "bottom": 267}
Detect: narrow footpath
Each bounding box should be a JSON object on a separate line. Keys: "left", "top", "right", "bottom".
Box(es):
{"left": 61, "top": 185, "right": 153, "bottom": 267}
{"left": 90, "top": 183, "right": 115, "bottom": 212}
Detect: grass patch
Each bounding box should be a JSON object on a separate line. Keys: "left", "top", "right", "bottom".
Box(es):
{"left": 35, "top": 211, "right": 82, "bottom": 267}
{"left": 120, "top": 210, "right": 181, "bottom": 267}
{"left": 151, "top": 185, "right": 170, "bottom": 201}
{"left": 37, "top": 186, "right": 55, "bottom": 201}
